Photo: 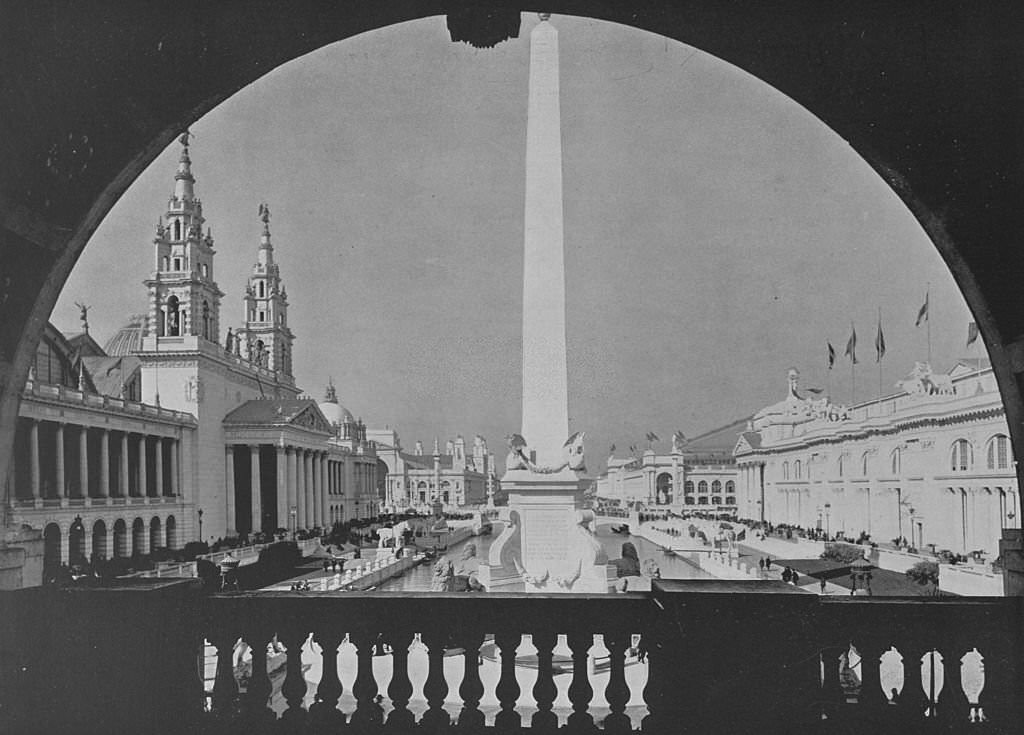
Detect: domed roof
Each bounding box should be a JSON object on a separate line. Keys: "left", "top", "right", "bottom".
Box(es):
{"left": 103, "top": 315, "right": 146, "bottom": 356}
{"left": 319, "top": 381, "right": 355, "bottom": 425}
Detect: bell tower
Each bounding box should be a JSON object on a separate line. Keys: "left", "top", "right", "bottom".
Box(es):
{"left": 144, "top": 132, "right": 223, "bottom": 343}
{"left": 235, "top": 204, "right": 295, "bottom": 377}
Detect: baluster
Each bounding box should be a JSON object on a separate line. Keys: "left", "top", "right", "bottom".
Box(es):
{"left": 209, "top": 630, "right": 241, "bottom": 718}
{"left": 240, "top": 625, "right": 276, "bottom": 733}
{"left": 419, "top": 629, "right": 450, "bottom": 734}
{"left": 531, "top": 631, "right": 559, "bottom": 733}
{"left": 854, "top": 640, "right": 890, "bottom": 725}
{"left": 976, "top": 635, "right": 1017, "bottom": 728}
{"left": 278, "top": 625, "right": 310, "bottom": 731}
{"left": 819, "top": 645, "right": 846, "bottom": 722}
{"left": 899, "top": 646, "right": 929, "bottom": 725}
{"left": 493, "top": 632, "right": 522, "bottom": 734}
{"left": 566, "top": 631, "right": 594, "bottom": 734}
{"left": 457, "top": 628, "right": 486, "bottom": 731}
{"left": 349, "top": 631, "right": 383, "bottom": 733}
{"left": 385, "top": 630, "right": 415, "bottom": 734}
{"left": 308, "top": 629, "right": 346, "bottom": 734}
{"left": 640, "top": 628, "right": 666, "bottom": 733}
{"left": 601, "top": 630, "right": 631, "bottom": 735}
{"left": 936, "top": 646, "right": 970, "bottom": 727}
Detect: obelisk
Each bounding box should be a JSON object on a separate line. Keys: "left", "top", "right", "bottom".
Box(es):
{"left": 521, "top": 14, "right": 569, "bottom": 468}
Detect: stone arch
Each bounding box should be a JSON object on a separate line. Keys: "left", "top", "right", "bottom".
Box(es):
{"left": 92, "top": 519, "right": 107, "bottom": 561}
{"left": 112, "top": 518, "right": 129, "bottom": 558}
{"left": 165, "top": 515, "right": 177, "bottom": 549}
{"left": 68, "top": 517, "right": 87, "bottom": 566}
{"left": 43, "top": 522, "right": 61, "bottom": 573}
{"left": 150, "top": 516, "right": 163, "bottom": 552}
{"left": 5, "top": 4, "right": 1024, "bottom": 546}
{"left": 132, "top": 517, "right": 145, "bottom": 556}
{"left": 656, "top": 472, "right": 673, "bottom": 505}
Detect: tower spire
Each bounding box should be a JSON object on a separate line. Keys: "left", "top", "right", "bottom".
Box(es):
{"left": 173, "top": 131, "right": 195, "bottom": 201}
{"left": 257, "top": 202, "right": 274, "bottom": 266}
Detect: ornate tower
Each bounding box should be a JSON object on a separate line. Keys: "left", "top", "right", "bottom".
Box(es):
{"left": 235, "top": 204, "right": 295, "bottom": 377}
{"left": 144, "top": 133, "right": 223, "bottom": 342}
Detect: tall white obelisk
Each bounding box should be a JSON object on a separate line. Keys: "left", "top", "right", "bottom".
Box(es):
{"left": 521, "top": 14, "right": 569, "bottom": 468}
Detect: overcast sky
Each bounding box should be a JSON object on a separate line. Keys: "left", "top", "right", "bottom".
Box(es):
{"left": 55, "top": 14, "right": 975, "bottom": 471}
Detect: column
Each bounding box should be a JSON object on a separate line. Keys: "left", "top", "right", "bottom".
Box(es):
{"left": 276, "top": 445, "right": 288, "bottom": 533}
{"left": 55, "top": 423, "right": 66, "bottom": 499}
{"left": 304, "top": 450, "right": 314, "bottom": 528}
{"left": 250, "top": 445, "right": 262, "bottom": 535}
{"left": 225, "top": 445, "right": 236, "bottom": 536}
{"left": 295, "top": 449, "right": 307, "bottom": 530}
{"left": 79, "top": 426, "right": 89, "bottom": 498}
{"left": 99, "top": 429, "right": 110, "bottom": 498}
{"left": 319, "top": 453, "right": 328, "bottom": 530}
{"left": 154, "top": 437, "right": 164, "bottom": 497}
{"left": 120, "top": 433, "right": 129, "bottom": 498}
{"left": 170, "top": 439, "right": 179, "bottom": 496}
{"left": 138, "top": 435, "right": 147, "bottom": 498}
{"left": 29, "top": 420, "right": 40, "bottom": 499}
{"left": 286, "top": 447, "right": 298, "bottom": 532}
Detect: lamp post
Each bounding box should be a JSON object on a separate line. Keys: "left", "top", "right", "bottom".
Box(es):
{"left": 197, "top": 508, "right": 203, "bottom": 543}
{"left": 824, "top": 503, "right": 831, "bottom": 539}
{"left": 289, "top": 506, "right": 297, "bottom": 539}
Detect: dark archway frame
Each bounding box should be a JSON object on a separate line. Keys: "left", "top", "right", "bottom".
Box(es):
{"left": 2, "top": 1, "right": 1024, "bottom": 527}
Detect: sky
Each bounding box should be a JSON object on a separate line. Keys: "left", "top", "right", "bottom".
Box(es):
{"left": 54, "top": 14, "right": 976, "bottom": 472}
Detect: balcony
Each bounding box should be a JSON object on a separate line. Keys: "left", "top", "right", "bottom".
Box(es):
{"left": 0, "top": 579, "right": 1020, "bottom": 734}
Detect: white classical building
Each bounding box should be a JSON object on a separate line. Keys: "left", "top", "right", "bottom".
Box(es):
{"left": 4, "top": 137, "right": 383, "bottom": 576}
{"left": 735, "top": 365, "right": 1020, "bottom": 557}
{"left": 370, "top": 432, "right": 497, "bottom": 512}
{"left": 595, "top": 421, "right": 745, "bottom": 513}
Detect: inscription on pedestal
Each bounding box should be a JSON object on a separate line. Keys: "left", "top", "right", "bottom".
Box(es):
{"left": 521, "top": 507, "right": 572, "bottom": 575}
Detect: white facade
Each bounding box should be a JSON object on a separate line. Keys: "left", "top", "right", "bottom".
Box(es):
{"left": 735, "top": 365, "right": 1020, "bottom": 556}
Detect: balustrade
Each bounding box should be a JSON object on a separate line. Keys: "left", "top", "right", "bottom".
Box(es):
{"left": 1, "top": 582, "right": 1020, "bottom": 734}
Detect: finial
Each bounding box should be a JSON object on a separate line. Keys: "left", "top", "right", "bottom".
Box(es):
{"left": 325, "top": 377, "right": 338, "bottom": 403}
{"left": 74, "top": 301, "right": 90, "bottom": 333}
{"left": 538, "top": 12, "right": 551, "bottom": 21}
{"left": 179, "top": 130, "right": 191, "bottom": 148}
{"left": 258, "top": 202, "right": 271, "bottom": 228}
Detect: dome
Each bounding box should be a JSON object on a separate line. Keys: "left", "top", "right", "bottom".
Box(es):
{"left": 318, "top": 400, "right": 355, "bottom": 426}
{"left": 103, "top": 315, "right": 146, "bottom": 356}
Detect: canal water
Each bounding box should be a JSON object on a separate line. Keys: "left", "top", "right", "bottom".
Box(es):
{"left": 376, "top": 521, "right": 711, "bottom": 591}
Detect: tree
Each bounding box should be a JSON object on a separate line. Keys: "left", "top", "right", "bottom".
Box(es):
{"left": 905, "top": 560, "right": 940, "bottom": 595}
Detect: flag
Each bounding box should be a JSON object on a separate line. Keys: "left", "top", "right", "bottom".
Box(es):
{"left": 806, "top": 387, "right": 824, "bottom": 395}
{"left": 673, "top": 430, "right": 687, "bottom": 445}
{"left": 967, "top": 322, "right": 980, "bottom": 347}
{"left": 915, "top": 292, "right": 929, "bottom": 327}
{"left": 645, "top": 431, "right": 660, "bottom": 443}
{"left": 827, "top": 341, "right": 836, "bottom": 370}
{"left": 875, "top": 317, "right": 886, "bottom": 362}
{"left": 629, "top": 444, "right": 637, "bottom": 454}
{"left": 609, "top": 443, "right": 616, "bottom": 454}
{"left": 845, "top": 324, "right": 858, "bottom": 364}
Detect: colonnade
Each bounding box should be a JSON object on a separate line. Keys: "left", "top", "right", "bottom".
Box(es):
{"left": 11, "top": 417, "right": 181, "bottom": 503}
{"left": 227, "top": 444, "right": 352, "bottom": 535}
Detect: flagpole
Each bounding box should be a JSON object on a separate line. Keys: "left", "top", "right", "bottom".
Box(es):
{"left": 878, "top": 307, "right": 883, "bottom": 402}
{"left": 926, "top": 283, "right": 932, "bottom": 365}
{"left": 850, "top": 320, "right": 856, "bottom": 406}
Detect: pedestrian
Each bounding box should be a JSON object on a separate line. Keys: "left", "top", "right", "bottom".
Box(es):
{"left": 791, "top": 571, "right": 800, "bottom": 585}
{"left": 758, "top": 557, "right": 765, "bottom": 571}
{"left": 765, "top": 556, "right": 772, "bottom": 570}
{"left": 782, "top": 566, "right": 792, "bottom": 583}
{"left": 820, "top": 576, "right": 827, "bottom": 593}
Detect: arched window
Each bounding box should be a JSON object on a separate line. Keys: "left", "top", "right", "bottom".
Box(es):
{"left": 201, "top": 263, "right": 208, "bottom": 278}
{"left": 951, "top": 439, "right": 973, "bottom": 472}
{"left": 258, "top": 280, "right": 265, "bottom": 298}
{"left": 837, "top": 455, "right": 844, "bottom": 478}
{"left": 726, "top": 480, "right": 735, "bottom": 494}
{"left": 698, "top": 481, "right": 708, "bottom": 494}
{"left": 782, "top": 461, "right": 789, "bottom": 480}
{"left": 986, "top": 434, "right": 1010, "bottom": 470}
{"left": 173, "top": 219, "right": 181, "bottom": 240}
{"left": 794, "top": 460, "right": 802, "bottom": 479}
{"left": 162, "top": 255, "right": 170, "bottom": 271}
{"left": 684, "top": 481, "right": 694, "bottom": 495}
{"left": 861, "top": 452, "right": 870, "bottom": 477}
{"left": 712, "top": 480, "right": 722, "bottom": 494}
{"left": 891, "top": 448, "right": 901, "bottom": 475}
{"left": 166, "top": 295, "right": 180, "bottom": 336}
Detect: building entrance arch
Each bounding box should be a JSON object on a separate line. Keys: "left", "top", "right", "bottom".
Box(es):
{"left": 43, "top": 523, "right": 61, "bottom": 573}
{"left": 4, "top": 3, "right": 1024, "bottom": 565}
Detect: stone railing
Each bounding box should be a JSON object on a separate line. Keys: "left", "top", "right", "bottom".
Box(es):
{"left": 1, "top": 580, "right": 1020, "bottom": 733}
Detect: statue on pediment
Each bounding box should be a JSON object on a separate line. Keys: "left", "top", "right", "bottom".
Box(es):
{"left": 896, "top": 362, "right": 956, "bottom": 396}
